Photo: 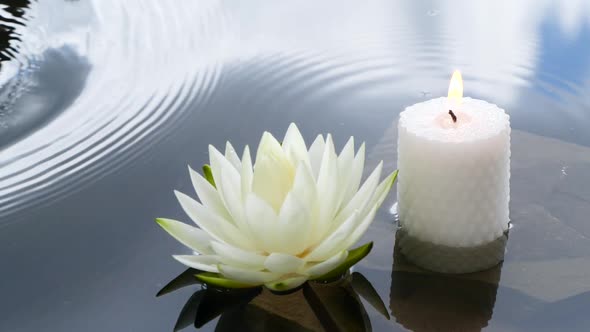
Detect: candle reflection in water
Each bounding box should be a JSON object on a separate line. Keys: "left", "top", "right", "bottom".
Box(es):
{"left": 390, "top": 233, "right": 503, "bottom": 332}
{"left": 157, "top": 270, "right": 389, "bottom": 331}
{"left": 395, "top": 227, "right": 509, "bottom": 274}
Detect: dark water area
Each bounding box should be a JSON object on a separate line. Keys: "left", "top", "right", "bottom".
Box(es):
{"left": 1, "top": 1, "right": 590, "bottom": 331}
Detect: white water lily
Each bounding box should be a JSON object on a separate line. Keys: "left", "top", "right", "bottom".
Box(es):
{"left": 157, "top": 123, "right": 397, "bottom": 291}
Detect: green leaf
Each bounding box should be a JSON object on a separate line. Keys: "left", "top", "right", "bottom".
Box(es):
{"left": 202, "top": 164, "right": 216, "bottom": 188}
{"left": 313, "top": 242, "right": 374, "bottom": 282}
{"left": 174, "top": 291, "right": 205, "bottom": 331}
{"left": 351, "top": 272, "right": 390, "bottom": 320}
{"left": 195, "top": 272, "right": 259, "bottom": 289}
{"left": 157, "top": 268, "right": 203, "bottom": 297}
{"left": 194, "top": 287, "right": 261, "bottom": 328}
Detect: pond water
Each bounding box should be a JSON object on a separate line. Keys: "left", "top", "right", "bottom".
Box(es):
{"left": 1, "top": 0, "right": 590, "bottom": 331}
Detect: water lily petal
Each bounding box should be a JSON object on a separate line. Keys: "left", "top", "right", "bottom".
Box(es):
{"left": 220, "top": 165, "right": 250, "bottom": 233}
{"left": 219, "top": 265, "right": 281, "bottom": 284}
{"left": 306, "top": 211, "right": 359, "bottom": 262}
{"left": 156, "top": 218, "right": 213, "bottom": 254}
{"left": 175, "top": 191, "right": 255, "bottom": 250}
{"left": 252, "top": 132, "right": 296, "bottom": 212}
{"left": 241, "top": 145, "right": 253, "bottom": 201}
{"left": 251, "top": 155, "right": 287, "bottom": 212}
{"left": 308, "top": 134, "right": 325, "bottom": 179}
{"left": 277, "top": 191, "right": 312, "bottom": 255}
{"left": 332, "top": 161, "right": 382, "bottom": 229}
{"left": 335, "top": 137, "right": 355, "bottom": 210}
{"left": 361, "top": 170, "right": 398, "bottom": 218}
{"left": 188, "top": 166, "right": 232, "bottom": 221}
{"left": 210, "top": 241, "right": 266, "bottom": 270}
{"left": 314, "top": 243, "right": 373, "bottom": 282}
{"left": 175, "top": 190, "right": 224, "bottom": 239}
{"left": 313, "top": 134, "right": 339, "bottom": 244}
{"left": 255, "top": 131, "right": 290, "bottom": 166}
{"left": 306, "top": 250, "right": 348, "bottom": 277}
{"left": 209, "top": 145, "right": 246, "bottom": 220}
{"left": 342, "top": 206, "right": 379, "bottom": 250}
{"left": 290, "top": 162, "right": 318, "bottom": 215}
{"left": 208, "top": 145, "right": 235, "bottom": 188}
{"left": 173, "top": 255, "right": 220, "bottom": 273}
{"left": 264, "top": 253, "right": 306, "bottom": 274}
{"left": 208, "top": 147, "right": 251, "bottom": 235}
{"left": 340, "top": 171, "right": 396, "bottom": 252}
{"left": 245, "top": 193, "right": 280, "bottom": 253}
{"left": 282, "top": 123, "right": 311, "bottom": 169}
{"left": 341, "top": 142, "right": 365, "bottom": 208}
{"left": 225, "top": 141, "right": 242, "bottom": 171}
{"left": 265, "top": 276, "right": 308, "bottom": 292}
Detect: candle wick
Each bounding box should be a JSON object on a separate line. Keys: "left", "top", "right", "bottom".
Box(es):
{"left": 448, "top": 110, "right": 457, "bottom": 123}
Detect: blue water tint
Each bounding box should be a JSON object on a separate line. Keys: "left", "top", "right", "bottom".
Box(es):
{"left": 534, "top": 16, "right": 590, "bottom": 99}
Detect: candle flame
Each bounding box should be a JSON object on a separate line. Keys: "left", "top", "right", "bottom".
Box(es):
{"left": 447, "top": 70, "right": 463, "bottom": 105}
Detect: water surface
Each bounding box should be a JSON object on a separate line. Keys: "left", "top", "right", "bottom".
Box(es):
{"left": 1, "top": 1, "right": 590, "bottom": 331}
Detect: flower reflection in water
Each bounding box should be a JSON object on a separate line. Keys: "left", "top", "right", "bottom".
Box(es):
{"left": 390, "top": 236, "right": 502, "bottom": 332}
{"left": 158, "top": 269, "right": 389, "bottom": 331}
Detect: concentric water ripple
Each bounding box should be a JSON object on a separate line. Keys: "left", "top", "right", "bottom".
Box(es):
{"left": 0, "top": 0, "right": 228, "bottom": 218}
{"left": 1, "top": 0, "right": 589, "bottom": 220}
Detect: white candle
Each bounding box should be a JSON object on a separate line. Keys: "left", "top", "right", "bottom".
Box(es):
{"left": 397, "top": 71, "right": 510, "bottom": 247}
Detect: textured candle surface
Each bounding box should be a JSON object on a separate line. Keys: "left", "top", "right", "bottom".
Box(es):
{"left": 397, "top": 97, "right": 510, "bottom": 247}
